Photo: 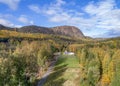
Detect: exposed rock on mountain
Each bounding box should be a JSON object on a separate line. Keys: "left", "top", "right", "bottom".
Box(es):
{"left": 52, "top": 26, "right": 84, "bottom": 38}
{"left": 0, "top": 24, "right": 85, "bottom": 38}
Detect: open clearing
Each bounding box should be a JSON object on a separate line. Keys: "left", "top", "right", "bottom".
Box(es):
{"left": 44, "top": 55, "right": 80, "bottom": 86}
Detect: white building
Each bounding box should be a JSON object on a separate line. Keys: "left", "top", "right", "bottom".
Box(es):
{"left": 64, "top": 50, "right": 75, "bottom": 55}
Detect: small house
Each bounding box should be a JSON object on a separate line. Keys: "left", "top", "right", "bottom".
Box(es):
{"left": 64, "top": 50, "right": 75, "bottom": 55}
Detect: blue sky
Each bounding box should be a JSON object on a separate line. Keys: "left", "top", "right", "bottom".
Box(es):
{"left": 0, "top": 0, "right": 120, "bottom": 38}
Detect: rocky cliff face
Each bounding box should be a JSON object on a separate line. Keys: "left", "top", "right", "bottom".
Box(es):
{"left": 52, "top": 26, "right": 84, "bottom": 38}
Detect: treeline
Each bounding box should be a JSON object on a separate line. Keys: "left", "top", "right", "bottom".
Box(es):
{"left": 69, "top": 39, "right": 120, "bottom": 86}
{"left": 0, "top": 30, "right": 83, "bottom": 45}
{"left": 0, "top": 39, "right": 60, "bottom": 86}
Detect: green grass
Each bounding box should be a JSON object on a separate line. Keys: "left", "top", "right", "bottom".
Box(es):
{"left": 44, "top": 55, "right": 80, "bottom": 86}
{"left": 55, "top": 55, "right": 80, "bottom": 68}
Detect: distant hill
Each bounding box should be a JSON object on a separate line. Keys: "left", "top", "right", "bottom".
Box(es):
{"left": 0, "top": 24, "right": 13, "bottom": 30}
{"left": 17, "top": 25, "right": 54, "bottom": 34}
{"left": 0, "top": 24, "right": 85, "bottom": 38}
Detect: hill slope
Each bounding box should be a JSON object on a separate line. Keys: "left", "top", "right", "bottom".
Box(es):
{"left": 0, "top": 24, "right": 13, "bottom": 30}
{"left": 17, "top": 25, "right": 54, "bottom": 34}
{"left": 0, "top": 24, "right": 85, "bottom": 38}
{"left": 52, "top": 26, "right": 84, "bottom": 38}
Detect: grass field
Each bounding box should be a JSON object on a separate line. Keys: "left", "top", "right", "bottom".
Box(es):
{"left": 44, "top": 55, "right": 80, "bottom": 86}
{"left": 55, "top": 55, "right": 80, "bottom": 68}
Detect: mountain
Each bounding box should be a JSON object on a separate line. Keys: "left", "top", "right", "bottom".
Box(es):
{"left": 17, "top": 25, "right": 54, "bottom": 34}
{"left": 0, "top": 24, "right": 13, "bottom": 30}
{"left": 0, "top": 24, "right": 85, "bottom": 38}
{"left": 51, "top": 26, "right": 84, "bottom": 38}
{"left": 18, "top": 25, "right": 85, "bottom": 38}
{"left": 0, "top": 24, "right": 5, "bottom": 29}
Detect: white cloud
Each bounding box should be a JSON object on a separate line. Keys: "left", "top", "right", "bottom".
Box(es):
{"left": 0, "top": 18, "right": 22, "bottom": 27}
{"left": 28, "top": 0, "right": 94, "bottom": 27}
{"left": 0, "top": 14, "right": 34, "bottom": 27}
{"left": 84, "top": 0, "right": 115, "bottom": 16}
{"left": 43, "top": 0, "right": 69, "bottom": 22}
{"left": 55, "top": 0, "right": 66, "bottom": 6}
{"left": 18, "top": 15, "right": 34, "bottom": 24}
{"left": 84, "top": 0, "right": 120, "bottom": 30}
{"left": 28, "top": 0, "right": 69, "bottom": 23}
{"left": 0, "top": 0, "right": 20, "bottom": 10}
{"left": 28, "top": 0, "right": 120, "bottom": 37}
{"left": 28, "top": 5, "right": 41, "bottom": 14}
{"left": 0, "top": 18, "right": 14, "bottom": 27}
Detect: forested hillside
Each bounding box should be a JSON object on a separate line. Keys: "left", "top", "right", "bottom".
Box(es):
{"left": 0, "top": 30, "right": 83, "bottom": 86}
{"left": 0, "top": 29, "right": 119, "bottom": 86}
{"left": 68, "top": 38, "right": 120, "bottom": 86}
{"left": 0, "top": 24, "right": 85, "bottom": 38}
{"left": 1, "top": 0, "right": 120, "bottom": 85}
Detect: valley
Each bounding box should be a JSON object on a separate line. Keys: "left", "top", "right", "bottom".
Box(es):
{"left": 0, "top": 0, "right": 120, "bottom": 86}
{"left": 0, "top": 24, "right": 120, "bottom": 86}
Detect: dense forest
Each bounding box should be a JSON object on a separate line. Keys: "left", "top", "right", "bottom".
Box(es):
{"left": 69, "top": 38, "right": 120, "bottom": 86}
{"left": 0, "top": 30, "right": 120, "bottom": 86}
{"left": 0, "top": 30, "right": 79, "bottom": 86}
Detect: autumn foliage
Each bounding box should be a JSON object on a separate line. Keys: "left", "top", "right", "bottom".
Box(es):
{"left": 69, "top": 39, "right": 120, "bottom": 86}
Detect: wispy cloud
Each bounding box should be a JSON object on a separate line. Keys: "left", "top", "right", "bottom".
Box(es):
{"left": 28, "top": 0, "right": 120, "bottom": 37}
{"left": 18, "top": 15, "right": 34, "bottom": 24}
{"left": 0, "top": 18, "right": 22, "bottom": 27}
{"left": 28, "top": 5, "right": 41, "bottom": 14}
{"left": 84, "top": 0, "right": 120, "bottom": 30}
{"left": 105, "top": 30, "right": 120, "bottom": 37}
{"left": 0, "top": 13, "right": 34, "bottom": 27}
{"left": 0, "top": 18, "right": 14, "bottom": 27}
{"left": 0, "top": 0, "right": 20, "bottom": 10}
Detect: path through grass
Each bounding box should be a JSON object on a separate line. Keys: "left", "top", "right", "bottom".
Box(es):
{"left": 44, "top": 55, "right": 80, "bottom": 86}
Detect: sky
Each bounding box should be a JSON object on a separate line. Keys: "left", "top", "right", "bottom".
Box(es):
{"left": 0, "top": 0, "right": 120, "bottom": 38}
